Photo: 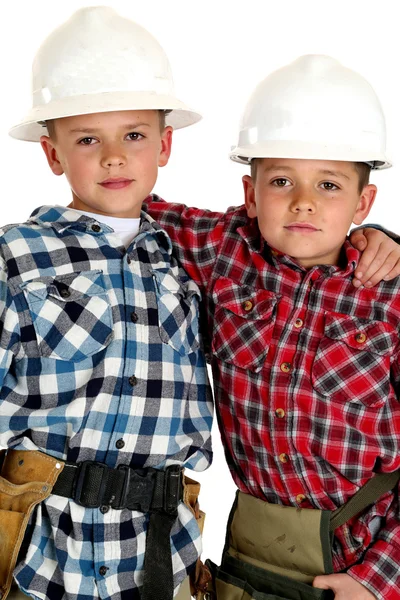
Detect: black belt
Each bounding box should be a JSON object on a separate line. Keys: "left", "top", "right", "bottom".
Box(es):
{"left": 53, "top": 460, "right": 183, "bottom": 600}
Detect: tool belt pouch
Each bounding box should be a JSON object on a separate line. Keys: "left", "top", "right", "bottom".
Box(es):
{"left": 183, "top": 475, "right": 212, "bottom": 600}
{"left": 206, "top": 491, "right": 334, "bottom": 600}
{"left": 0, "top": 450, "right": 64, "bottom": 600}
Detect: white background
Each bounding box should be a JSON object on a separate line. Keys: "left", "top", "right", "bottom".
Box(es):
{"left": 2, "top": 0, "right": 400, "bottom": 565}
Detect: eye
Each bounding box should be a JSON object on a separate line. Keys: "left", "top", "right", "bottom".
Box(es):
{"left": 321, "top": 181, "right": 339, "bottom": 191}
{"left": 126, "top": 132, "right": 144, "bottom": 141}
{"left": 272, "top": 178, "right": 290, "bottom": 187}
{"left": 78, "top": 137, "right": 97, "bottom": 145}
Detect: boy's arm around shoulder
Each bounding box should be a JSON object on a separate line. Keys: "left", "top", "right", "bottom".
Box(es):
{"left": 0, "top": 257, "right": 22, "bottom": 448}
{"left": 144, "top": 194, "right": 226, "bottom": 290}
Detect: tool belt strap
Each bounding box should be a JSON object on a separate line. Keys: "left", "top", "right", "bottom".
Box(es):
{"left": 329, "top": 470, "right": 400, "bottom": 531}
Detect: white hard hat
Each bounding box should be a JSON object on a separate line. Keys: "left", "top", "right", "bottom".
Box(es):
{"left": 230, "top": 55, "right": 391, "bottom": 169}
{"left": 9, "top": 6, "right": 201, "bottom": 142}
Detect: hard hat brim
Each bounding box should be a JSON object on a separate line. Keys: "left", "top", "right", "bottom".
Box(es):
{"left": 229, "top": 140, "right": 392, "bottom": 170}
{"left": 9, "top": 91, "right": 202, "bottom": 141}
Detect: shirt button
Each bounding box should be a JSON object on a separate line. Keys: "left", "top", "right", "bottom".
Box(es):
{"left": 127, "top": 256, "right": 132, "bottom": 265}
{"left": 129, "top": 375, "right": 138, "bottom": 387}
{"left": 296, "top": 494, "right": 306, "bottom": 504}
{"left": 294, "top": 318, "right": 303, "bottom": 328}
{"left": 275, "top": 408, "right": 285, "bottom": 419}
{"left": 280, "top": 362, "right": 291, "bottom": 373}
{"left": 115, "top": 438, "right": 125, "bottom": 449}
{"left": 91, "top": 224, "right": 101, "bottom": 233}
{"left": 100, "top": 505, "right": 110, "bottom": 514}
{"left": 355, "top": 332, "right": 367, "bottom": 344}
{"left": 60, "top": 288, "right": 71, "bottom": 299}
{"left": 279, "top": 453, "right": 289, "bottom": 464}
{"left": 131, "top": 312, "right": 138, "bottom": 323}
{"left": 242, "top": 300, "right": 253, "bottom": 312}
{"left": 99, "top": 566, "right": 108, "bottom": 576}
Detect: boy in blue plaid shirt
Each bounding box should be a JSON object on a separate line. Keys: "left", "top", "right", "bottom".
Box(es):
{"left": 0, "top": 7, "right": 212, "bottom": 600}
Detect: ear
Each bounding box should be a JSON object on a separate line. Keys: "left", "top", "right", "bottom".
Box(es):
{"left": 243, "top": 175, "right": 257, "bottom": 218}
{"left": 158, "top": 126, "right": 173, "bottom": 167}
{"left": 352, "top": 184, "right": 377, "bottom": 225}
{"left": 40, "top": 136, "right": 64, "bottom": 176}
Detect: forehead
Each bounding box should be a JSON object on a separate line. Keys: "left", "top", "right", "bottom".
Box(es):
{"left": 257, "top": 157, "right": 358, "bottom": 179}
{"left": 53, "top": 109, "right": 160, "bottom": 132}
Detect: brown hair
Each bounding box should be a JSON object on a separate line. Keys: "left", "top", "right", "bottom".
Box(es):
{"left": 251, "top": 158, "right": 371, "bottom": 193}
{"left": 45, "top": 110, "right": 167, "bottom": 140}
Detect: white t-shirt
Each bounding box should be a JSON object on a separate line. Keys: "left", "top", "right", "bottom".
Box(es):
{"left": 72, "top": 209, "right": 140, "bottom": 249}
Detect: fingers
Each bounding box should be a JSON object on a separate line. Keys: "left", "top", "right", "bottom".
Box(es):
{"left": 349, "top": 229, "right": 367, "bottom": 251}
{"left": 364, "top": 253, "right": 400, "bottom": 287}
{"left": 382, "top": 260, "right": 400, "bottom": 281}
{"left": 312, "top": 575, "right": 331, "bottom": 590}
{"left": 352, "top": 227, "right": 400, "bottom": 287}
{"left": 354, "top": 249, "right": 399, "bottom": 287}
{"left": 353, "top": 245, "right": 382, "bottom": 287}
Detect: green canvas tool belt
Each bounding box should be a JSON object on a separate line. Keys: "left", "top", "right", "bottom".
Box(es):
{"left": 205, "top": 471, "right": 400, "bottom": 600}
{"left": 0, "top": 450, "right": 207, "bottom": 600}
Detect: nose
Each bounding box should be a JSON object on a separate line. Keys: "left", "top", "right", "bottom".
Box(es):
{"left": 289, "top": 188, "right": 316, "bottom": 214}
{"left": 101, "top": 143, "right": 127, "bottom": 169}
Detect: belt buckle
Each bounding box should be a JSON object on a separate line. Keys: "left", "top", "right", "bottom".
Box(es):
{"left": 114, "top": 465, "right": 155, "bottom": 512}
{"left": 74, "top": 461, "right": 108, "bottom": 508}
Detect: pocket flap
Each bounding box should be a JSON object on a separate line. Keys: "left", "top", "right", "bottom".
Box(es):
{"left": 323, "top": 313, "right": 397, "bottom": 356}
{"left": 152, "top": 269, "right": 201, "bottom": 300}
{"left": 212, "top": 277, "right": 278, "bottom": 320}
{"left": 20, "top": 270, "right": 106, "bottom": 303}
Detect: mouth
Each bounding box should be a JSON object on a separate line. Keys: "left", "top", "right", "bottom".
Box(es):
{"left": 284, "top": 222, "right": 320, "bottom": 233}
{"left": 99, "top": 178, "right": 133, "bottom": 190}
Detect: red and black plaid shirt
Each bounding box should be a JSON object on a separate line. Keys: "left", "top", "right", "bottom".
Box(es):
{"left": 146, "top": 196, "right": 400, "bottom": 599}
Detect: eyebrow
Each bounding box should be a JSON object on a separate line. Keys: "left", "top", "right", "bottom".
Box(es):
{"left": 318, "top": 169, "right": 350, "bottom": 180}
{"left": 68, "top": 123, "right": 152, "bottom": 134}
{"left": 261, "top": 165, "right": 351, "bottom": 180}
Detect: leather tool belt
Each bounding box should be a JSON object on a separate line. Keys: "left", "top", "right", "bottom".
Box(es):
{"left": 0, "top": 450, "right": 208, "bottom": 600}
{"left": 205, "top": 471, "right": 400, "bottom": 600}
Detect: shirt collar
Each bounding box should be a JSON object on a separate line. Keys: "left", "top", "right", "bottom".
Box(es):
{"left": 237, "top": 216, "right": 265, "bottom": 254}
{"left": 28, "top": 205, "right": 173, "bottom": 253}
{"left": 265, "top": 239, "right": 360, "bottom": 278}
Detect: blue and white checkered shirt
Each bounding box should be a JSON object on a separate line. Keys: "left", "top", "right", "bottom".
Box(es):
{"left": 0, "top": 205, "right": 213, "bottom": 600}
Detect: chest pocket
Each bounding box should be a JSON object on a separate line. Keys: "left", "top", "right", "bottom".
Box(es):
{"left": 20, "top": 270, "right": 113, "bottom": 361}
{"left": 152, "top": 269, "right": 201, "bottom": 355}
{"left": 312, "top": 313, "right": 397, "bottom": 408}
{"left": 211, "top": 277, "right": 278, "bottom": 372}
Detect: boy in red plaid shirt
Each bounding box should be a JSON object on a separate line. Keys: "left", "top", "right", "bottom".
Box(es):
{"left": 146, "top": 56, "right": 400, "bottom": 599}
